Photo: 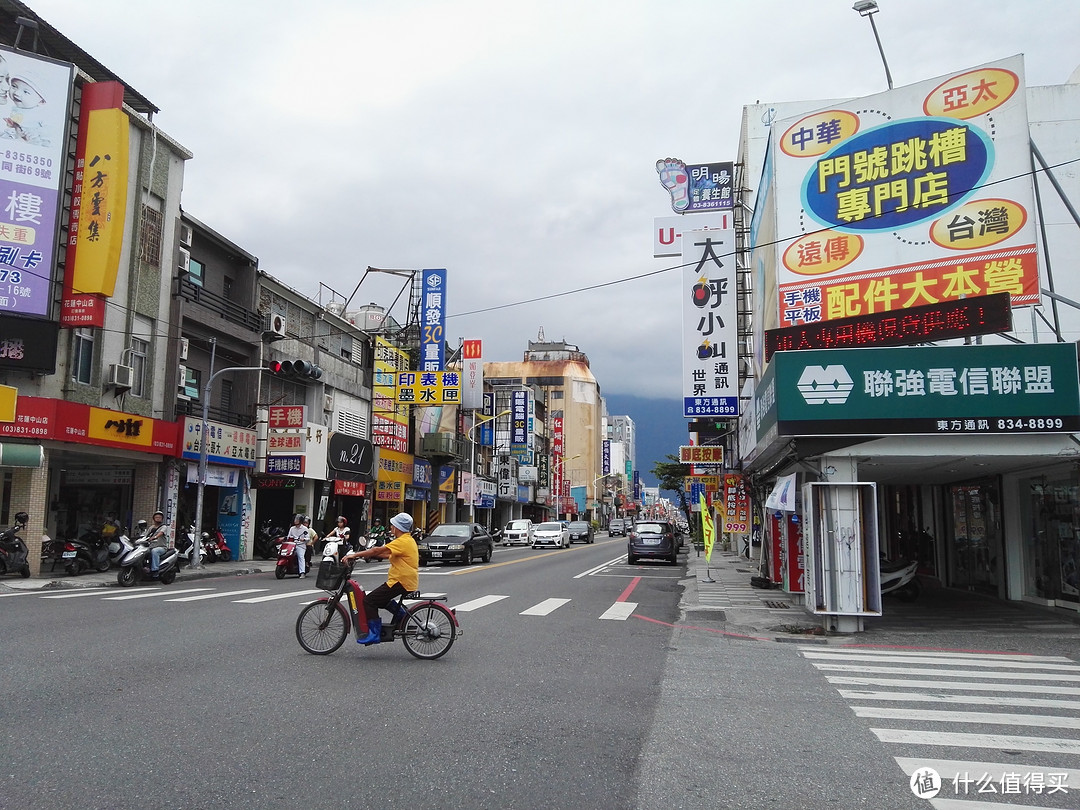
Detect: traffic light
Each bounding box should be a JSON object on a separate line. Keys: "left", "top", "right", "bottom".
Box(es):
{"left": 268, "top": 359, "right": 323, "bottom": 381}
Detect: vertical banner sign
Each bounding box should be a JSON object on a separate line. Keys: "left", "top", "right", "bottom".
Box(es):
{"left": 420, "top": 269, "right": 446, "bottom": 371}
{"left": 462, "top": 339, "right": 483, "bottom": 409}
{"left": 61, "top": 81, "right": 129, "bottom": 327}
{"left": 552, "top": 416, "right": 564, "bottom": 512}
{"left": 0, "top": 47, "right": 74, "bottom": 319}
{"left": 772, "top": 55, "right": 1038, "bottom": 328}
{"left": 700, "top": 492, "right": 715, "bottom": 562}
{"left": 510, "top": 390, "right": 528, "bottom": 460}
{"left": 373, "top": 337, "right": 409, "bottom": 453}
{"left": 723, "top": 473, "right": 750, "bottom": 534}
{"left": 602, "top": 439, "right": 610, "bottom": 475}
{"left": 683, "top": 223, "right": 738, "bottom": 417}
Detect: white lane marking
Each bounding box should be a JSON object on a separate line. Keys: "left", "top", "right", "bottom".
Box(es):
{"left": 233, "top": 589, "right": 325, "bottom": 603}
{"left": 520, "top": 598, "right": 570, "bottom": 616}
{"left": 852, "top": 705, "right": 1080, "bottom": 730}
{"left": 39, "top": 589, "right": 117, "bottom": 599}
{"left": 600, "top": 602, "right": 636, "bottom": 621}
{"left": 451, "top": 595, "right": 509, "bottom": 612}
{"left": 575, "top": 555, "right": 629, "bottom": 578}
{"left": 164, "top": 589, "right": 268, "bottom": 602}
{"left": 813, "top": 663, "right": 1080, "bottom": 681}
{"left": 838, "top": 690, "right": 1080, "bottom": 711}
{"left": 826, "top": 676, "right": 1080, "bottom": 695}
{"left": 102, "top": 588, "right": 211, "bottom": 601}
{"left": 802, "top": 650, "right": 1080, "bottom": 669}
{"left": 872, "top": 728, "right": 1080, "bottom": 756}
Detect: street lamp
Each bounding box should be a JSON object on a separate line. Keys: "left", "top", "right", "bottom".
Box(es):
{"left": 853, "top": 0, "right": 893, "bottom": 90}
{"left": 466, "top": 408, "right": 510, "bottom": 524}
{"left": 592, "top": 473, "right": 609, "bottom": 522}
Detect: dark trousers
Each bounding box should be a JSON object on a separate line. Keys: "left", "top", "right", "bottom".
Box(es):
{"left": 363, "top": 581, "right": 407, "bottom": 621}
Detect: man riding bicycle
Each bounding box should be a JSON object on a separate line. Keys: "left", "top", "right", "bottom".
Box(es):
{"left": 340, "top": 512, "right": 418, "bottom": 645}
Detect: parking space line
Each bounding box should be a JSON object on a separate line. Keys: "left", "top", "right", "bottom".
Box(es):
{"left": 233, "top": 589, "right": 324, "bottom": 603}
{"left": 452, "top": 594, "right": 509, "bottom": 612}
{"left": 164, "top": 589, "right": 268, "bottom": 602}
{"left": 102, "top": 588, "right": 210, "bottom": 600}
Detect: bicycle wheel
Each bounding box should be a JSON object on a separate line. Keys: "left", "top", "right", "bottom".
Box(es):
{"left": 400, "top": 602, "right": 456, "bottom": 660}
{"left": 295, "top": 598, "right": 349, "bottom": 655}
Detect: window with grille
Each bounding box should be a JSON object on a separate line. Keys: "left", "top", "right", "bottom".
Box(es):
{"left": 336, "top": 409, "right": 369, "bottom": 438}
{"left": 138, "top": 204, "right": 163, "bottom": 265}
{"left": 130, "top": 338, "right": 148, "bottom": 397}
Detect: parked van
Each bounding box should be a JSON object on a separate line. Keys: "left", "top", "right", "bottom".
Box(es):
{"left": 503, "top": 519, "right": 534, "bottom": 546}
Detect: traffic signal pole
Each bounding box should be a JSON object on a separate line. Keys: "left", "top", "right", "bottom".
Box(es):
{"left": 190, "top": 363, "right": 266, "bottom": 569}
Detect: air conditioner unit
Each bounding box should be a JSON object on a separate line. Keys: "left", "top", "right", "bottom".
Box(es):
{"left": 263, "top": 312, "right": 286, "bottom": 337}
{"left": 178, "top": 337, "right": 189, "bottom": 361}
{"left": 179, "top": 223, "right": 193, "bottom": 247}
{"left": 323, "top": 393, "right": 334, "bottom": 412}
{"left": 178, "top": 247, "right": 190, "bottom": 275}
{"left": 177, "top": 364, "right": 187, "bottom": 388}
{"left": 108, "top": 364, "right": 134, "bottom": 389}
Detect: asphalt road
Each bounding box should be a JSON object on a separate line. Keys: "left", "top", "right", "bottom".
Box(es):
{"left": 4, "top": 538, "right": 1079, "bottom": 810}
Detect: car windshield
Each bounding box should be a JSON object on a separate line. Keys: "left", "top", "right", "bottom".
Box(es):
{"left": 634, "top": 523, "right": 667, "bottom": 534}
{"left": 536, "top": 522, "right": 562, "bottom": 531}
{"left": 507, "top": 520, "right": 530, "bottom": 530}
{"left": 569, "top": 522, "right": 589, "bottom": 530}
{"left": 430, "top": 525, "right": 470, "bottom": 538}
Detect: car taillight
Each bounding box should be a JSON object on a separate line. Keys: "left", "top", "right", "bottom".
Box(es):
{"left": 65, "top": 541, "right": 77, "bottom": 551}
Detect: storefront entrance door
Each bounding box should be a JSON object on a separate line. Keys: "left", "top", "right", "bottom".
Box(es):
{"left": 948, "top": 479, "right": 1004, "bottom": 596}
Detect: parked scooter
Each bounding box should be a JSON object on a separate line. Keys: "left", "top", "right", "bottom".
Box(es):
{"left": 116, "top": 528, "right": 180, "bottom": 587}
{"left": 204, "top": 527, "right": 232, "bottom": 562}
{"left": 881, "top": 557, "right": 920, "bottom": 601}
{"left": 0, "top": 511, "right": 30, "bottom": 578}
{"left": 174, "top": 523, "right": 207, "bottom": 567}
{"left": 254, "top": 519, "right": 284, "bottom": 560}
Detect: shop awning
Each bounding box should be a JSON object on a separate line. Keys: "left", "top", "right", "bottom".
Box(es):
{"left": 0, "top": 444, "right": 44, "bottom": 468}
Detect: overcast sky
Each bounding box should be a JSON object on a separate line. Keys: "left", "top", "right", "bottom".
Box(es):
{"left": 31, "top": 0, "right": 1080, "bottom": 402}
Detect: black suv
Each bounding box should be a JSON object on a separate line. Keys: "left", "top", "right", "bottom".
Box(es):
{"left": 627, "top": 520, "right": 679, "bottom": 565}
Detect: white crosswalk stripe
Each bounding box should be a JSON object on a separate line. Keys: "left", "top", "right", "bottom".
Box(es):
{"left": 30, "top": 586, "right": 643, "bottom": 621}
{"left": 800, "top": 646, "right": 1080, "bottom": 809}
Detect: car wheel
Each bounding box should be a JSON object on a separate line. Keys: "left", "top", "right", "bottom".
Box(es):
{"left": 481, "top": 546, "right": 492, "bottom": 563}
{"left": 419, "top": 559, "right": 428, "bottom": 567}
{"left": 627, "top": 554, "right": 636, "bottom": 565}
{"left": 461, "top": 551, "right": 471, "bottom": 566}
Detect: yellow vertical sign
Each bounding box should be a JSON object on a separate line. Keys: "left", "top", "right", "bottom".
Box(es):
{"left": 700, "top": 492, "right": 715, "bottom": 563}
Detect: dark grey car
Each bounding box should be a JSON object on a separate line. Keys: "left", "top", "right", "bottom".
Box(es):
{"left": 567, "top": 520, "right": 594, "bottom": 544}
{"left": 418, "top": 523, "right": 494, "bottom": 566}
{"left": 627, "top": 520, "right": 679, "bottom": 565}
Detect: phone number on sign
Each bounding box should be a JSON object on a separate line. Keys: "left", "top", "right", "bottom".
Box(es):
{"left": 997, "top": 418, "right": 1066, "bottom": 430}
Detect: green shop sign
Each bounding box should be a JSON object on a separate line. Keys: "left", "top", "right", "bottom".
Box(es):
{"left": 770, "top": 343, "right": 1080, "bottom": 437}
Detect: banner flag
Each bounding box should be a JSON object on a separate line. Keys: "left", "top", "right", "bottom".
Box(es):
{"left": 700, "top": 492, "right": 715, "bottom": 562}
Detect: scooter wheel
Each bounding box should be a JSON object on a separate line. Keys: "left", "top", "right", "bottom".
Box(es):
{"left": 220, "top": 549, "right": 232, "bottom": 562}
{"left": 274, "top": 567, "right": 286, "bottom": 580}
{"left": 159, "top": 570, "right": 177, "bottom": 585}
{"left": 95, "top": 559, "right": 111, "bottom": 573}
{"left": 117, "top": 567, "right": 137, "bottom": 587}
{"left": 19, "top": 564, "right": 30, "bottom": 578}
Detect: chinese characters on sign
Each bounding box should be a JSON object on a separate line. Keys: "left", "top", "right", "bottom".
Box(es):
{"left": 373, "top": 337, "right": 409, "bottom": 454}
{"left": 420, "top": 269, "right": 446, "bottom": 372}
{"left": 682, "top": 224, "right": 738, "bottom": 417}
{"left": 679, "top": 445, "right": 724, "bottom": 465}
{"left": 723, "top": 474, "right": 750, "bottom": 534}
{"left": 395, "top": 370, "right": 461, "bottom": 405}
{"left": 656, "top": 159, "right": 734, "bottom": 214}
{"left": 510, "top": 390, "right": 529, "bottom": 460}
{"left": 0, "top": 46, "right": 74, "bottom": 320}
{"left": 181, "top": 417, "right": 257, "bottom": 467}
{"left": 772, "top": 56, "right": 1039, "bottom": 329}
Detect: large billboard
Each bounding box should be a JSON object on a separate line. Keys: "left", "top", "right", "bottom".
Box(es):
{"left": 0, "top": 46, "right": 74, "bottom": 319}
{"left": 771, "top": 55, "right": 1038, "bottom": 329}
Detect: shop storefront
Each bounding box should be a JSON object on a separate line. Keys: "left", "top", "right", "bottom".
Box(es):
{"left": 178, "top": 416, "right": 256, "bottom": 559}
{"left": 1017, "top": 467, "right": 1080, "bottom": 610}
{"left": 326, "top": 431, "right": 375, "bottom": 534}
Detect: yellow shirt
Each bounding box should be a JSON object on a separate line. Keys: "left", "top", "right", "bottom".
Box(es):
{"left": 385, "top": 532, "right": 419, "bottom": 592}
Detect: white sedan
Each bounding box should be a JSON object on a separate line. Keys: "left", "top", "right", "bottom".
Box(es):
{"left": 531, "top": 521, "right": 570, "bottom": 549}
